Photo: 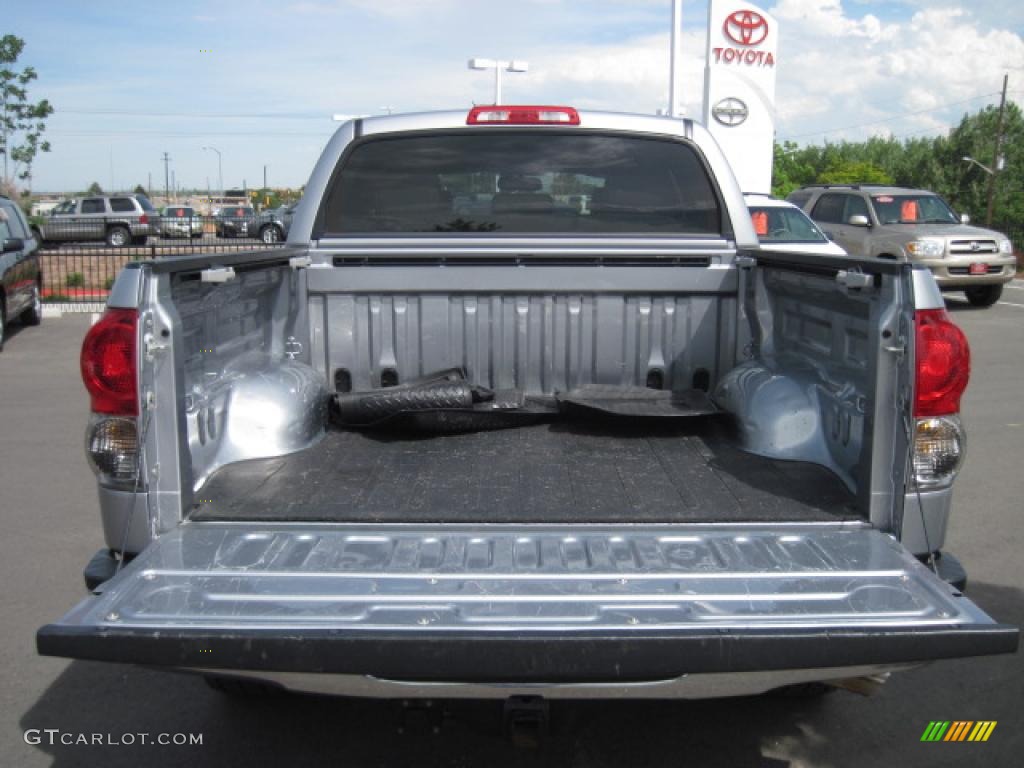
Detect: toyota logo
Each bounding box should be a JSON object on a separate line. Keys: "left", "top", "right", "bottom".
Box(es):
{"left": 970, "top": 241, "right": 981, "bottom": 252}
{"left": 723, "top": 10, "right": 769, "bottom": 46}
{"left": 712, "top": 97, "right": 749, "bottom": 127}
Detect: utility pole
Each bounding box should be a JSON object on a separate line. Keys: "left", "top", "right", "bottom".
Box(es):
{"left": 669, "top": 0, "right": 682, "bottom": 117}
{"left": 985, "top": 73, "right": 1008, "bottom": 227}
{"left": 162, "top": 152, "right": 171, "bottom": 204}
{"left": 148, "top": 172, "right": 152, "bottom": 198}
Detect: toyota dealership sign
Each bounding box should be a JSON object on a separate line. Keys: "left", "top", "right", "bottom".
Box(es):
{"left": 702, "top": 0, "right": 779, "bottom": 193}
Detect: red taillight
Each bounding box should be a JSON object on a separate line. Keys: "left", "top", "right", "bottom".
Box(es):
{"left": 467, "top": 105, "right": 580, "bottom": 125}
{"left": 139, "top": 214, "right": 148, "bottom": 224}
{"left": 914, "top": 309, "right": 970, "bottom": 417}
{"left": 81, "top": 309, "right": 139, "bottom": 416}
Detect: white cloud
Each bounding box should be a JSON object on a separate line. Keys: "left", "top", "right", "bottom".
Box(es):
{"left": 768, "top": 0, "right": 1024, "bottom": 142}
{"left": 21, "top": 0, "right": 1024, "bottom": 190}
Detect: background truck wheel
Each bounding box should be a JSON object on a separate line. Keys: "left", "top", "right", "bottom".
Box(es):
{"left": 260, "top": 225, "right": 283, "bottom": 244}
{"left": 203, "top": 674, "right": 283, "bottom": 698}
{"left": 106, "top": 226, "right": 131, "bottom": 247}
{"left": 965, "top": 284, "right": 1003, "bottom": 307}
{"left": 20, "top": 283, "right": 42, "bottom": 326}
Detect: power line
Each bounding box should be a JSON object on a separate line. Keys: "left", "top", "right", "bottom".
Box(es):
{"left": 55, "top": 108, "right": 330, "bottom": 120}
{"left": 779, "top": 92, "right": 999, "bottom": 141}
{"left": 46, "top": 129, "right": 334, "bottom": 137}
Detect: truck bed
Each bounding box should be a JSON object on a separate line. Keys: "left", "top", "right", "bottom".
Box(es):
{"left": 192, "top": 421, "right": 858, "bottom": 524}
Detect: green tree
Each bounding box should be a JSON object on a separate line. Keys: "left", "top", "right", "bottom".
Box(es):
{"left": 816, "top": 160, "right": 892, "bottom": 186}
{"left": 771, "top": 140, "right": 818, "bottom": 197}
{"left": 133, "top": 183, "right": 147, "bottom": 195}
{"left": 0, "top": 35, "right": 53, "bottom": 196}
{"left": 941, "top": 103, "right": 1024, "bottom": 230}
{"left": 86, "top": 181, "right": 104, "bottom": 195}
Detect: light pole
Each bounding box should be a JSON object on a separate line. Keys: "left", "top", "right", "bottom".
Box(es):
{"left": 669, "top": 0, "right": 682, "bottom": 118}
{"left": 962, "top": 155, "right": 1002, "bottom": 176}
{"left": 468, "top": 58, "right": 529, "bottom": 105}
{"left": 202, "top": 146, "right": 223, "bottom": 202}
{"left": 962, "top": 154, "right": 1006, "bottom": 226}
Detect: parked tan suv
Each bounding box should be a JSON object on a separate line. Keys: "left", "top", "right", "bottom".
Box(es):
{"left": 789, "top": 185, "right": 1015, "bottom": 307}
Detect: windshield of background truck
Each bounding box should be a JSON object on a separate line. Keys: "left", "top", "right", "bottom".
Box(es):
{"left": 749, "top": 206, "right": 828, "bottom": 243}
{"left": 870, "top": 194, "right": 958, "bottom": 225}
{"left": 322, "top": 132, "right": 723, "bottom": 235}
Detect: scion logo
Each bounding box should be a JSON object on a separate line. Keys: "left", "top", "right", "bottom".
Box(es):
{"left": 723, "top": 10, "right": 769, "bottom": 47}
{"left": 712, "top": 97, "right": 749, "bottom": 127}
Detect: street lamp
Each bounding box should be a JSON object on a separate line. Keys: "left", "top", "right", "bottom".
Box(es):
{"left": 468, "top": 58, "right": 529, "bottom": 105}
{"left": 202, "top": 146, "right": 223, "bottom": 202}
{"left": 962, "top": 154, "right": 1006, "bottom": 226}
{"left": 961, "top": 155, "right": 1005, "bottom": 175}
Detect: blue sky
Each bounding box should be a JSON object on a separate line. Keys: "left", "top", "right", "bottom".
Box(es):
{"left": 5, "top": 0, "right": 1023, "bottom": 193}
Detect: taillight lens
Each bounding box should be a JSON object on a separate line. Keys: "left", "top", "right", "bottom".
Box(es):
{"left": 914, "top": 309, "right": 969, "bottom": 418}
{"left": 86, "top": 415, "right": 139, "bottom": 487}
{"left": 81, "top": 309, "right": 139, "bottom": 416}
{"left": 467, "top": 105, "right": 581, "bottom": 125}
{"left": 913, "top": 415, "right": 966, "bottom": 488}
{"left": 139, "top": 214, "right": 149, "bottom": 224}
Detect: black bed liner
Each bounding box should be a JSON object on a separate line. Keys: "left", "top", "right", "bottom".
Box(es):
{"left": 192, "top": 421, "right": 858, "bottom": 524}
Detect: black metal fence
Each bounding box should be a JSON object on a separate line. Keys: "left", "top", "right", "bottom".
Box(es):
{"left": 34, "top": 219, "right": 1024, "bottom": 306}
{"left": 36, "top": 214, "right": 287, "bottom": 304}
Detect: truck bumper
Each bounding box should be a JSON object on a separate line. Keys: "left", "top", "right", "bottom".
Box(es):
{"left": 918, "top": 256, "right": 1016, "bottom": 288}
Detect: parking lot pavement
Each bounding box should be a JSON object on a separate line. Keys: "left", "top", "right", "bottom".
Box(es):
{"left": 1, "top": 300, "right": 1021, "bottom": 767}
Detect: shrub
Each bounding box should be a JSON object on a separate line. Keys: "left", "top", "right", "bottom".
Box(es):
{"left": 65, "top": 272, "right": 85, "bottom": 287}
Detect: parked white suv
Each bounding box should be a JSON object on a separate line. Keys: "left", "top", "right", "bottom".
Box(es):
{"left": 789, "top": 185, "right": 1015, "bottom": 307}
{"left": 744, "top": 193, "right": 845, "bottom": 257}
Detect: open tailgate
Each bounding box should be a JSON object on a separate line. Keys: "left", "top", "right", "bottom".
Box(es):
{"left": 38, "top": 523, "right": 1017, "bottom": 681}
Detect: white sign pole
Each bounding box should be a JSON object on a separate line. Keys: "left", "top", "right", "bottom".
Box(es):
{"left": 669, "top": 0, "right": 683, "bottom": 117}
{"left": 702, "top": 0, "right": 779, "bottom": 193}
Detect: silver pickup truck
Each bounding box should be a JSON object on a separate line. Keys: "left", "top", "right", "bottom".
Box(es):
{"left": 38, "top": 108, "right": 1017, "bottom": 701}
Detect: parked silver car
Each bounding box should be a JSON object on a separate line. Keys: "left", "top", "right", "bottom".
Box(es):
{"left": 159, "top": 206, "right": 204, "bottom": 239}
{"left": 256, "top": 202, "right": 299, "bottom": 243}
{"left": 39, "top": 194, "right": 158, "bottom": 247}
{"left": 789, "top": 184, "right": 1015, "bottom": 307}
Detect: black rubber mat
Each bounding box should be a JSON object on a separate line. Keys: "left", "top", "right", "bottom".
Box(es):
{"left": 191, "top": 421, "right": 860, "bottom": 524}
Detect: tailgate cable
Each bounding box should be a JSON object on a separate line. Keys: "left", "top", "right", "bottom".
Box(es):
{"left": 901, "top": 408, "right": 938, "bottom": 577}
{"left": 114, "top": 406, "right": 153, "bottom": 576}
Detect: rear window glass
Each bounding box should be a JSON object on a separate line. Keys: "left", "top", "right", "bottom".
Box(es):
{"left": 165, "top": 207, "right": 194, "bottom": 217}
{"left": 321, "top": 132, "right": 723, "bottom": 236}
{"left": 134, "top": 195, "right": 156, "bottom": 212}
{"left": 110, "top": 198, "right": 136, "bottom": 212}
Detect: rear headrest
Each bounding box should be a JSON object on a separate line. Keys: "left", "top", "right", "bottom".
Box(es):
{"left": 498, "top": 174, "right": 543, "bottom": 193}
